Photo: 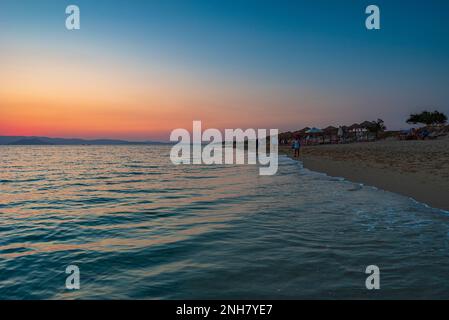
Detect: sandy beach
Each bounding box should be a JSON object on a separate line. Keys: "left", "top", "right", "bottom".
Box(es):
{"left": 281, "top": 136, "right": 449, "bottom": 211}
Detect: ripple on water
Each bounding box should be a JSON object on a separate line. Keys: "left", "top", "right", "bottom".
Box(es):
{"left": 0, "top": 147, "right": 449, "bottom": 299}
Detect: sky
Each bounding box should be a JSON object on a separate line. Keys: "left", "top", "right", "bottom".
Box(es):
{"left": 1, "top": 0, "right": 448, "bottom": 141}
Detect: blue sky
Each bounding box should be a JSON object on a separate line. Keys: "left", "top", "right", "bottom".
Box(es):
{"left": 1, "top": 0, "right": 448, "bottom": 138}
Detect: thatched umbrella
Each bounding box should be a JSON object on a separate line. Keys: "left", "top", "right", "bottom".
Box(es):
{"left": 298, "top": 127, "right": 310, "bottom": 135}
{"left": 323, "top": 125, "right": 338, "bottom": 134}
{"left": 348, "top": 123, "right": 361, "bottom": 132}
{"left": 360, "top": 121, "right": 374, "bottom": 129}
{"left": 292, "top": 127, "right": 310, "bottom": 141}
{"left": 323, "top": 126, "right": 338, "bottom": 144}
{"left": 278, "top": 131, "right": 293, "bottom": 145}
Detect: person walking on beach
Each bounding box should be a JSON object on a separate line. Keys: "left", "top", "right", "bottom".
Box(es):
{"left": 293, "top": 137, "right": 301, "bottom": 157}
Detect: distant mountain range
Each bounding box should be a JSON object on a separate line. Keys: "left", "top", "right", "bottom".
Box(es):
{"left": 0, "top": 136, "right": 171, "bottom": 146}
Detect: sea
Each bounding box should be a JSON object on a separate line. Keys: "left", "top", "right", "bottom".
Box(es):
{"left": 1, "top": 146, "right": 449, "bottom": 299}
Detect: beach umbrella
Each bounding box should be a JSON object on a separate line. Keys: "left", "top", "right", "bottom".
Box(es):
{"left": 305, "top": 127, "right": 323, "bottom": 134}
{"left": 305, "top": 127, "right": 323, "bottom": 144}
{"left": 348, "top": 123, "right": 360, "bottom": 132}
{"left": 297, "top": 127, "right": 310, "bottom": 135}
{"left": 360, "top": 121, "right": 374, "bottom": 128}
{"left": 323, "top": 126, "right": 337, "bottom": 134}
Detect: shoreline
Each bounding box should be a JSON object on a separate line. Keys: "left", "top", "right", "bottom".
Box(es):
{"left": 280, "top": 138, "right": 449, "bottom": 211}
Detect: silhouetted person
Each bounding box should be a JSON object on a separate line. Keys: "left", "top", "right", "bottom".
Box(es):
{"left": 293, "top": 138, "right": 301, "bottom": 157}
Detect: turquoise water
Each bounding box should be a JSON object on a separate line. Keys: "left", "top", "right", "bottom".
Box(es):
{"left": 1, "top": 146, "right": 449, "bottom": 299}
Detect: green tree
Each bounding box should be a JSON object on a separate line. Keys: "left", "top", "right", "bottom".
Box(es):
{"left": 407, "top": 110, "right": 448, "bottom": 126}
{"left": 367, "top": 119, "right": 386, "bottom": 138}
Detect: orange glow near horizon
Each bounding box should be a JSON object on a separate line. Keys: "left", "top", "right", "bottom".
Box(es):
{"left": 0, "top": 40, "right": 321, "bottom": 140}
{"left": 2, "top": 1, "right": 449, "bottom": 142}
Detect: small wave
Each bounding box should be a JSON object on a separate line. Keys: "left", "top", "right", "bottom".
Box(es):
{"left": 2, "top": 146, "right": 449, "bottom": 299}
{"left": 0, "top": 177, "right": 44, "bottom": 183}
{"left": 184, "top": 175, "right": 219, "bottom": 180}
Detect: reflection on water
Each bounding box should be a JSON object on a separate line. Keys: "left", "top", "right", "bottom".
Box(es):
{"left": 1, "top": 146, "right": 449, "bottom": 299}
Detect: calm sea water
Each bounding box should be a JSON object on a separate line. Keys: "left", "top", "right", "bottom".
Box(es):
{"left": 1, "top": 146, "right": 449, "bottom": 299}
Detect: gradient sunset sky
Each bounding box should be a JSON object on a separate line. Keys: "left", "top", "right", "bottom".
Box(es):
{"left": 1, "top": 0, "right": 448, "bottom": 141}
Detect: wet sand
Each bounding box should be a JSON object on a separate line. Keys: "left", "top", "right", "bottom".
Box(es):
{"left": 280, "top": 137, "right": 449, "bottom": 211}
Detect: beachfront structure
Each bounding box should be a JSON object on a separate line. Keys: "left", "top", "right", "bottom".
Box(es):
{"left": 279, "top": 121, "right": 381, "bottom": 146}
